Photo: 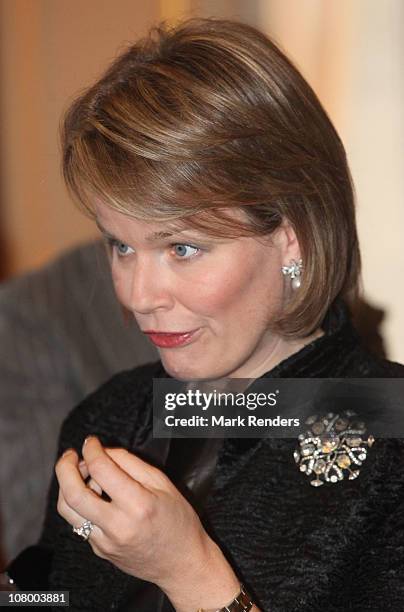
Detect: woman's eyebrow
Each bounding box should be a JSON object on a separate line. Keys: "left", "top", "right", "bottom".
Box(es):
{"left": 95, "top": 218, "right": 189, "bottom": 243}
{"left": 95, "top": 219, "right": 115, "bottom": 238}
{"left": 145, "top": 229, "right": 185, "bottom": 243}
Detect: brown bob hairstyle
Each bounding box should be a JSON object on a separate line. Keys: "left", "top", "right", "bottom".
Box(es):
{"left": 61, "top": 17, "right": 361, "bottom": 338}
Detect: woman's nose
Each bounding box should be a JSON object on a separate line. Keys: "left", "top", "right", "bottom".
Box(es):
{"left": 126, "top": 258, "right": 173, "bottom": 315}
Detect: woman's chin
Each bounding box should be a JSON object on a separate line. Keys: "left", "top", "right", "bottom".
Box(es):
{"left": 161, "top": 361, "right": 205, "bottom": 381}
{"left": 159, "top": 354, "right": 216, "bottom": 381}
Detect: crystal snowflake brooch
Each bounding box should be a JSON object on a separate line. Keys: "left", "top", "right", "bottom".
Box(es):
{"left": 294, "top": 410, "right": 375, "bottom": 487}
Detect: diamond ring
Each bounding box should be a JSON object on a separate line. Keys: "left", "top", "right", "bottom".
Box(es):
{"left": 73, "top": 519, "right": 94, "bottom": 541}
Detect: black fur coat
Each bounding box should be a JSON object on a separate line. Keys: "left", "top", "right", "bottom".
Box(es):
{"left": 8, "top": 301, "right": 404, "bottom": 611}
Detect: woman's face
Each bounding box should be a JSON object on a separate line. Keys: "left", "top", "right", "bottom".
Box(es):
{"left": 95, "top": 202, "right": 301, "bottom": 380}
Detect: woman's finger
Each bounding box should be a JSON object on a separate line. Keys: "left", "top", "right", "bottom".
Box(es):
{"left": 57, "top": 488, "right": 92, "bottom": 532}
{"left": 79, "top": 460, "right": 103, "bottom": 496}
{"left": 55, "top": 449, "right": 113, "bottom": 526}
{"left": 78, "top": 460, "right": 89, "bottom": 479}
{"left": 104, "top": 447, "right": 170, "bottom": 491}
{"left": 87, "top": 477, "right": 103, "bottom": 496}
{"left": 82, "top": 437, "right": 151, "bottom": 509}
{"left": 57, "top": 488, "right": 110, "bottom": 557}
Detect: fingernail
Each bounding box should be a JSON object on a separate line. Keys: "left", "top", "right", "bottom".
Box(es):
{"left": 83, "top": 435, "right": 94, "bottom": 446}
{"left": 62, "top": 448, "right": 73, "bottom": 457}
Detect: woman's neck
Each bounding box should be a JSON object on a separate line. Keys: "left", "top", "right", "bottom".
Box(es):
{"left": 232, "top": 327, "right": 325, "bottom": 380}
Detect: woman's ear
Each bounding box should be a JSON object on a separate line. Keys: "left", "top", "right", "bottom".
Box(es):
{"left": 272, "top": 218, "right": 301, "bottom": 262}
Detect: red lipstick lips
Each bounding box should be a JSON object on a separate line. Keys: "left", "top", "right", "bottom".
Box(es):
{"left": 143, "top": 329, "right": 200, "bottom": 348}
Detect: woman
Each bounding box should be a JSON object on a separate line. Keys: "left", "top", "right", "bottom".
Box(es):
{"left": 5, "top": 17, "right": 404, "bottom": 611}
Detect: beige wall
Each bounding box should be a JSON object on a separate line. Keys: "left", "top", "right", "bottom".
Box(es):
{"left": 1, "top": 0, "right": 403, "bottom": 360}
{"left": 0, "top": 0, "right": 160, "bottom": 275}
{"left": 344, "top": 0, "right": 404, "bottom": 366}
{"left": 256, "top": 0, "right": 404, "bottom": 362}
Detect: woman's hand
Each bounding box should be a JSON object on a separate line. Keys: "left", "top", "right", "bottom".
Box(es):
{"left": 55, "top": 436, "right": 242, "bottom": 611}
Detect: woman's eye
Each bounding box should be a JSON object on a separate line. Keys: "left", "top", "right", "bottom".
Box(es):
{"left": 108, "top": 238, "right": 135, "bottom": 257}
{"left": 172, "top": 244, "right": 200, "bottom": 259}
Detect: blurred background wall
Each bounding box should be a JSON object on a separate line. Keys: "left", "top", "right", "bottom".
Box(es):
{"left": 0, "top": 0, "right": 403, "bottom": 361}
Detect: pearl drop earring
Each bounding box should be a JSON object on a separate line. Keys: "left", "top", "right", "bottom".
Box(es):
{"left": 282, "top": 259, "right": 303, "bottom": 289}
